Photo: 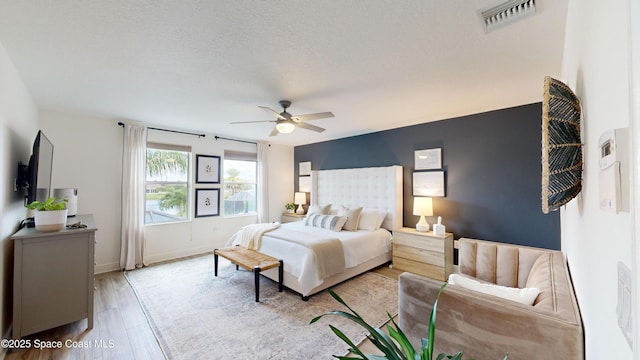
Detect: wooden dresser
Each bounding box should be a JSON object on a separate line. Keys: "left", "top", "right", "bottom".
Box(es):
{"left": 11, "top": 214, "right": 97, "bottom": 339}
{"left": 392, "top": 227, "right": 453, "bottom": 281}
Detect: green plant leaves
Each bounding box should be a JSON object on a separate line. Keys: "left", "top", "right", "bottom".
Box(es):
{"left": 25, "top": 197, "right": 67, "bottom": 211}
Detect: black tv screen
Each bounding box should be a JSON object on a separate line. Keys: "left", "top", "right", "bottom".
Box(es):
{"left": 27, "top": 130, "right": 54, "bottom": 204}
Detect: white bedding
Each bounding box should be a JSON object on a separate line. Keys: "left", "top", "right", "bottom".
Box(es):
{"left": 226, "top": 221, "right": 392, "bottom": 294}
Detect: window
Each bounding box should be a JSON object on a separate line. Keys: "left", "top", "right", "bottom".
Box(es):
{"left": 145, "top": 143, "right": 191, "bottom": 224}
{"left": 223, "top": 151, "right": 257, "bottom": 216}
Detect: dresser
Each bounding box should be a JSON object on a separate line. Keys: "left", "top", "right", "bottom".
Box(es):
{"left": 11, "top": 214, "right": 97, "bottom": 339}
{"left": 392, "top": 227, "right": 453, "bottom": 281}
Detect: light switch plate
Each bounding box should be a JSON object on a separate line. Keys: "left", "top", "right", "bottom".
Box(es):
{"left": 617, "top": 261, "right": 633, "bottom": 349}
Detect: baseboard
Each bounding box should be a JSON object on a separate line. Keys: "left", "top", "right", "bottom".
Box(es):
{"left": 144, "top": 246, "right": 214, "bottom": 265}
{"left": 94, "top": 247, "right": 215, "bottom": 274}
{"left": 95, "top": 261, "right": 120, "bottom": 274}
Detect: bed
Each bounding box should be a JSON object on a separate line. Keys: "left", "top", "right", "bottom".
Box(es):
{"left": 226, "top": 165, "right": 403, "bottom": 299}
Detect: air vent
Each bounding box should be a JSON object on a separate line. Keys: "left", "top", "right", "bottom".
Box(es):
{"left": 479, "top": 0, "right": 536, "bottom": 33}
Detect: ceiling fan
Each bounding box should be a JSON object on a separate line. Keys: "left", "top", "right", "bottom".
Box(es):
{"left": 231, "top": 100, "right": 334, "bottom": 136}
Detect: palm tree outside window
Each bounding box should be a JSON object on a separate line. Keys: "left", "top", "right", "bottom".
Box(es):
{"left": 145, "top": 142, "right": 191, "bottom": 224}
{"left": 223, "top": 151, "right": 257, "bottom": 216}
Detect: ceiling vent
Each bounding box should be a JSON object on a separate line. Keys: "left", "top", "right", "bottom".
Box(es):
{"left": 479, "top": 0, "right": 536, "bottom": 33}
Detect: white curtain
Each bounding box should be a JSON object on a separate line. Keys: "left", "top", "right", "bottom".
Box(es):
{"left": 257, "top": 141, "right": 269, "bottom": 223}
{"left": 120, "top": 124, "right": 148, "bottom": 270}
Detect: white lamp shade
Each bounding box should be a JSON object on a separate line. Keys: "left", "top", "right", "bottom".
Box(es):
{"left": 294, "top": 192, "right": 306, "bottom": 215}
{"left": 276, "top": 122, "right": 295, "bottom": 134}
{"left": 413, "top": 197, "right": 433, "bottom": 216}
{"left": 294, "top": 192, "right": 306, "bottom": 205}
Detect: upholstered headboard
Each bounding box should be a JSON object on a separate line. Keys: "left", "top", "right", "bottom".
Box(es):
{"left": 309, "top": 165, "right": 403, "bottom": 230}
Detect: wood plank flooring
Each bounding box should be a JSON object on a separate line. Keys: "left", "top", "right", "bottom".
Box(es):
{"left": 4, "top": 262, "right": 402, "bottom": 360}
{"left": 4, "top": 271, "right": 165, "bottom": 360}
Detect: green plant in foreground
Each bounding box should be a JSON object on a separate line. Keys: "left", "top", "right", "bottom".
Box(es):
{"left": 311, "top": 283, "right": 508, "bottom": 360}
{"left": 285, "top": 202, "right": 296, "bottom": 211}
{"left": 25, "top": 197, "right": 67, "bottom": 211}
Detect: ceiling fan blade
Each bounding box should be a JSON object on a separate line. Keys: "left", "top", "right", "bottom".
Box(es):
{"left": 269, "top": 127, "right": 280, "bottom": 137}
{"left": 293, "top": 112, "right": 334, "bottom": 122}
{"left": 296, "top": 122, "right": 326, "bottom": 133}
{"left": 230, "top": 120, "right": 276, "bottom": 124}
{"left": 259, "top": 106, "right": 287, "bottom": 120}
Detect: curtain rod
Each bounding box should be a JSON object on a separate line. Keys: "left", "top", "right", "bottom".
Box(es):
{"left": 117, "top": 122, "right": 206, "bottom": 138}
{"left": 214, "top": 135, "right": 270, "bottom": 147}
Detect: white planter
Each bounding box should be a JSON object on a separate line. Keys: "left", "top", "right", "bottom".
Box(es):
{"left": 34, "top": 209, "right": 68, "bottom": 232}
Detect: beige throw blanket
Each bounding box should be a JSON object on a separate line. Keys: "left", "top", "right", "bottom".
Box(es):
{"left": 238, "top": 222, "right": 281, "bottom": 249}
{"left": 265, "top": 227, "right": 345, "bottom": 280}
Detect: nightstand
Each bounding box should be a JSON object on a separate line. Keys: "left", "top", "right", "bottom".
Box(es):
{"left": 281, "top": 213, "right": 306, "bottom": 223}
{"left": 392, "top": 227, "right": 454, "bottom": 281}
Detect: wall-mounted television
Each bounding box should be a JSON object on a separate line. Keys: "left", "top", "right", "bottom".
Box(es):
{"left": 17, "top": 130, "right": 54, "bottom": 205}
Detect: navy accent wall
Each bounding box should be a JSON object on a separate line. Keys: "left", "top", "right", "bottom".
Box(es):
{"left": 294, "top": 103, "right": 560, "bottom": 250}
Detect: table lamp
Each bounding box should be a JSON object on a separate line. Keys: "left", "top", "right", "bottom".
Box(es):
{"left": 294, "top": 192, "right": 306, "bottom": 214}
{"left": 413, "top": 197, "right": 433, "bottom": 232}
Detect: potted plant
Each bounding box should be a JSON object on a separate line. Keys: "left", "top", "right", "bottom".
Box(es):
{"left": 285, "top": 202, "right": 296, "bottom": 214}
{"left": 26, "top": 197, "right": 68, "bottom": 232}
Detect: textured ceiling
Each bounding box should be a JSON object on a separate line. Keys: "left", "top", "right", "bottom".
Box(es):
{"left": 0, "top": 1, "right": 568, "bottom": 146}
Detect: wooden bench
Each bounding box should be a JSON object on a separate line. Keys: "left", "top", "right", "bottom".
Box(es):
{"left": 213, "top": 246, "right": 283, "bottom": 302}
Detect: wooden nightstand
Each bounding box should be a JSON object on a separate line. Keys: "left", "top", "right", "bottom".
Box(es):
{"left": 281, "top": 213, "right": 306, "bottom": 223}
{"left": 392, "top": 227, "right": 454, "bottom": 281}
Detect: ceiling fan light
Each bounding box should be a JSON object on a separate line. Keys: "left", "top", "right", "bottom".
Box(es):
{"left": 276, "top": 122, "right": 295, "bottom": 134}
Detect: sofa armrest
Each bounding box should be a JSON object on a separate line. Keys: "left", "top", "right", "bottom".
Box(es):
{"left": 398, "top": 272, "right": 583, "bottom": 360}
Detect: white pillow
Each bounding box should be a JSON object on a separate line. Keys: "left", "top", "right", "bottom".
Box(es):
{"left": 305, "top": 214, "right": 347, "bottom": 232}
{"left": 375, "top": 211, "right": 387, "bottom": 229}
{"left": 358, "top": 209, "right": 383, "bottom": 231}
{"left": 337, "top": 206, "right": 363, "bottom": 231}
{"left": 307, "top": 204, "right": 331, "bottom": 216}
{"left": 447, "top": 274, "right": 541, "bottom": 306}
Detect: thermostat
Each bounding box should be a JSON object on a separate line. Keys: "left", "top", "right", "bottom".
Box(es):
{"left": 598, "top": 128, "right": 629, "bottom": 213}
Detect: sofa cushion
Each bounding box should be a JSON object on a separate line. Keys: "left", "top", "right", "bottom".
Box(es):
{"left": 448, "top": 273, "right": 541, "bottom": 305}
{"left": 459, "top": 238, "right": 550, "bottom": 288}
{"left": 525, "top": 252, "right": 554, "bottom": 309}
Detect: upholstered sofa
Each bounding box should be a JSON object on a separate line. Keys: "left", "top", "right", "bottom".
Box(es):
{"left": 398, "top": 238, "right": 584, "bottom": 359}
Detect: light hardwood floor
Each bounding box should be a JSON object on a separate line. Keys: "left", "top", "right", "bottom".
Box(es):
{"left": 4, "top": 262, "right": 402, "bottom": 360}
{"left": 5, "top": 271, "right": 165, "bottom": 360}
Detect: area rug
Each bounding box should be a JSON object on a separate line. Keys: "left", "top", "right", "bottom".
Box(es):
{"left": 125, "top": 254, "right": 398, "bottom": 359}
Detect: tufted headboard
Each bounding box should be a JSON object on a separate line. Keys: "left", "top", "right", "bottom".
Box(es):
{"left": 309, "top": 165, "right": 403, "bottom": 230}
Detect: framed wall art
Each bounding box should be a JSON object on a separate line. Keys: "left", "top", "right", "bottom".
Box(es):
{"left": 195, "top": 188, "right": 220, "bottom": 217}
{"left": 299, "top": 161, "right": 312, "bottom": 176}
{"left": 196, "top": 154, "right": 221, "bottom": 184}
{"left": 298, "top": 176, "right": 311, "bottom": 192}
{"left": 413, "top": 171, "right": 446, "bottom": 197}
{"left": 414, "top": 148, "right": 442, "bottom": 170}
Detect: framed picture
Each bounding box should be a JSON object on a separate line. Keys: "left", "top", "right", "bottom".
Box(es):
{"left": 299, "top": 161, "right": 312, "bottom": 176}
{"left": 196, "top": 155, "right": 220, "bottom": 184}
{"left": 414, "top": 148, "right": 442, "bottom": 170}
{"left": 195, "top": 189, "right": 220, "bottom": 217}
{"left": 413, "top": 171, "right": 446, "bottom": 197}
{"left": 299, "top": 176, "right": 311, "bottom": 192}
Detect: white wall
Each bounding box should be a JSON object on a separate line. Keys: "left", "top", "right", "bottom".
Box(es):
{"left": 39, "top": 111, "right": 294, "bottom": 272}
{"left": 0, "top": 42, "right": 39, "bottom": 337}
{"left": 631, "top": 0, "right": 640, "bottom": 354}
{"left": 561, "top": 0, "right": 635, "bottom": 358}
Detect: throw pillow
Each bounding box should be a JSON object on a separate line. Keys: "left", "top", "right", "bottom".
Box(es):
{"left": 448, "top": 273, "right": 541, "bottom": 306}
{"left": 305, "top": 214, "right": 347, "bottom": 232}
{"left": 307, "top": 204, "right": 331, "bottom": 216}
{"left": 337, "top": 206, "right": 363, "bottom": 231}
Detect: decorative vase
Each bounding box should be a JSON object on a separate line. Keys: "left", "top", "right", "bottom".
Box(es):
{"left": 34, "top": 209, "right": 68, "bottom": 232}
{"left": 286, "top": 209, "right": 294, "bottom": 214}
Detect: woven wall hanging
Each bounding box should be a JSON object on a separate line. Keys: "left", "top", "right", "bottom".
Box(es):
{"left": 541, "top": 76, "right": 582, "bottom": 214}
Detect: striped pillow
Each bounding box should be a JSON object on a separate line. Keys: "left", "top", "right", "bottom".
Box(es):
{"left": 305, "top": 214, "right": 347, "bottom": 232}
